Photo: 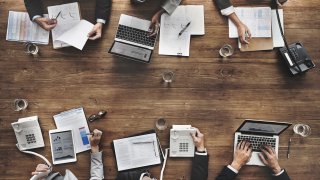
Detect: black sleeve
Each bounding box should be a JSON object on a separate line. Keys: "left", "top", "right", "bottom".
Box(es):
{"left": 215, "top": 0, "right": 232, "bottom": 10}
{"left": 191, "top": 154, "right": 209, "bottom": 180}
{"left": 95, "top": 0, "right": 112, "bottom": 21}
{"left": 215, "top": 166, "right": 237, "bottom": 180}
{"left": 24, "top": 0, "right": 44, "bottom": 20}
{"left": 272, "top": 169, "right": 291, "bottom": 180}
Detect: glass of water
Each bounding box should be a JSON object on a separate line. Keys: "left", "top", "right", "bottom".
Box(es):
{"left": 155, "top": 118, "right": 168, "bottom": 131}
{"left": 162, "top": 70, "right": 174, "bottom": 83}
{"left": 293, "top": 124, "right": 311, "bottom": 137}
{"left": 12, "top": 99, "right": 28, "bottom": 111}
{"left": 219, "top": 44, "right": 234, "bottom": 58}
{"left": 25, "top": 42, "right": 39, "bottom": 57}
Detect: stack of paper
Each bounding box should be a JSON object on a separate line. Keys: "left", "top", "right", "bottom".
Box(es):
{"left": 159, "top": 5, "right": 205, "bottom": 56}
{"left": 48, "top": 2, "right": 94, "bottom": 50}
{"left": 53, "top": 107, "right": 91, "bottom": 153}
{"left": 6, "top": 11, "right": 50, "bottom": 44}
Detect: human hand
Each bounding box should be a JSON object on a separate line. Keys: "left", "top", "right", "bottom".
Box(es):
{"left": 34, "top": 17, "right": 57, "bottom": 31}
{"left": 149, "top": 9, "right": 164, "bottom": 37}
{"left": 190, "top": 128, "right": 205, "bottom": 152}
{"left": 231, "top": 140, "right": 252, "bottom": 171}
{"left": 237, "top": 23, "right": 251, "bottom": 44}
{"left": 259, "top": 145, "right": 282, "bottom": 174}
{"left": 89, "top": 129, "right": 103, "bottom": 153}
{"left": 31, "top": 164, "right": 50, "bottom": 179}
{"left": 88, "top": 23, "right": 103, "bottom": 40}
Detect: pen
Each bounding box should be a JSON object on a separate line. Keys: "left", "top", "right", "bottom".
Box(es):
{"left": 287, "top": 138, "right": 291, "bottom": 159}
{"left": 53, "top": 11, "right": 62, "bottom": 20}
{"left": 178, "top": 21, "right": 191, "bottom": 37}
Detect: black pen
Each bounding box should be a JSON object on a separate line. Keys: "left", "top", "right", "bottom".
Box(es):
{"left": 53, "top": 11, "right": 62, "bottom": 20}
{"left": 287, "top": 138, "right": 291, "bottom": 159}
{"left": 178, "top": 21, "right": 191, "bottom": 37}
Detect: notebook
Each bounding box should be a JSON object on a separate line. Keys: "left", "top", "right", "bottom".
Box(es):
{"left": 113, "top": 131, "right": 162, "bottom": 171}
{"left": 159, "top": 5, "right": 205, "bottom": 56}
{"left": 47, "top": 2, "right": 94, "bottom": 50}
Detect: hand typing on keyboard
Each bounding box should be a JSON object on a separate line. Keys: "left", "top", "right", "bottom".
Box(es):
{"left": 259, "top": 145, "right": 283, "bottom": 174}
{"left": 230, "top": 140, "right": 252, "bottom": 171}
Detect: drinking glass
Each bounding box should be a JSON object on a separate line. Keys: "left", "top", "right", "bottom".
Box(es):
{"left": 162, "top": 70, "right": 174, "bottom": 83}
{"left": 12, "top": 99, "right": 28, "bottom": 111}
{"left": 293, "top": 124, "right": 311, "bottom": 137}
{"left": 25, "top": 42, "right": 39, "bottom": 57}
{"left": 155, "top": 118, "right": 168, "bottom": 131}
{"left": 219, "top": 44, "right": 234, "bottom": 58}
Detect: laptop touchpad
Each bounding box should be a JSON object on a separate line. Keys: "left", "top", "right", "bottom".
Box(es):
{"left": 110, "top": 41, "right": 151, "bottom": 62}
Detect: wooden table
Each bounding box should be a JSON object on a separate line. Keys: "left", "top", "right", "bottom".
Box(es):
{"left": 0, "top": 0, "right": 319, "bottom": 179}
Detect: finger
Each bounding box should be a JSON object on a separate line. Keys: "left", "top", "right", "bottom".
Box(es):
{"left": 244, "top": 140, "right": 251, "bottom": 151}
{"left": 247, "top": 29, "right": 252, "bottom": 39}
{"left": 190, "top": 132, "right": 197, "bottom": 140}
{"left": 263, "top": 145, "right": 273, "bottom": 154}
{"left": 259, "top": 153, "right": 268, "bottom": 165}
{"left": 239, "top": 140, "right": 246, "bottom": 150}
{"left": 240, "top": 35, "right": 250, "bottom": 44}
{"left": 88, "top": 34, "right": 101, "bottom": 40}
{"left": 88, "top": 29, "right": 96, "bottom": 37}
{"left": 260, "top": 147, "right": 271, "bottom": 158}
{"left": 45, "top": 24, "right": 57, "bottom": 30}
{"left": 31, "top": 172, "right": 39, "bottom": 175}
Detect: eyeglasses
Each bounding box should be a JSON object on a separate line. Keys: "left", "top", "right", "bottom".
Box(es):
{"left": 88, "top": 110, "right": 107, "bottom": 122}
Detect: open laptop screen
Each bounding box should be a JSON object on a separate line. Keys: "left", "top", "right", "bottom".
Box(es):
{"left": 237, "top": 120, "right": 291, "bottom": 135}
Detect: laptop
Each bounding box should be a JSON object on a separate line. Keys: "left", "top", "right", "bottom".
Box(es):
{"left": 109, "top": 14, "right": 158, "bottom": 63}
{"left": 234, "top": 119, "right": 291, "bottom": 166}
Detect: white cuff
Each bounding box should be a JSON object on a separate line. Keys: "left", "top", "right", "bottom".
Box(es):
{"left": 96, "top": 19, "right": 106, "bottom": 24}
{"left": 195, "top": 148, "right": 207, "bottom": 156}
{"left": 221, "top": 6, "right": 235, "bottom": 16}
{"left": 139, "top": 173, "right": 147, "bottom": 180}
{"left": 273, "top": 169, "right": 284, "bottom": 176}
{"left": 32, "top": 15, "right": 42, "bottom": 21}
{"left": 227, "top": 165, "right": 239, "bottom": 174}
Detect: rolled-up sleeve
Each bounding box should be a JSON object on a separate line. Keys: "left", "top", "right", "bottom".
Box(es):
{"left": 162, "top": 0, "right": 182, "bottom": 15}
{"left": 90, "top": 152, "right": 104, "bottom": 180}
{"left": 215, "top": 0, "right": 234, "bottom": 16}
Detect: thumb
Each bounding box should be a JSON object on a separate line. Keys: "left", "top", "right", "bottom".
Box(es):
{"left": 88, "top": 29, "right": 95, "bottom": 37}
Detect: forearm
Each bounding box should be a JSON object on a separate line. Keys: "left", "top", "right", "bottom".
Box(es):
{"left": 228, "top": 13, "right": 244, "bottom": 28}
{"left": 162, "top": 0, "right": 181, "bottom": 15}
{"left": 24, "top": 0, "right": 44, "bottom": 21}
{"left": 95, "top": 0, "right": 112, "bottom": 22}
{"left": 90, "top": 150, "right": 104, "bottom": 180}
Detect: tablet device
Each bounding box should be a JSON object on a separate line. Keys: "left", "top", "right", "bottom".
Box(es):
{"left": 49, "top": 129, "right": 77, "bottom": 165}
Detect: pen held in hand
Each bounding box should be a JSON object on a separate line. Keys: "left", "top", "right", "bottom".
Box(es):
{"left": 52, "top": 11, "right": 62, "bottom": 20}
{"left": 178, "top": 21, "right": 191, "bottom": 37}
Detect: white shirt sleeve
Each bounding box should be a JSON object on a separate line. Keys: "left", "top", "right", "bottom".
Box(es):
{"left": 273, "top": 169, "right": 285, "bottom": 176}
{"left": 221, "top": 6, "right": 235, "bottom": 16}
{"left": 195, "top": 148, "right": 208, "bottom": 156}
{"left": 227, "top": 165, "right": 239, "bottom": 174}
{"left": 96, "top": 19, "right": 106, "bottom": 24}
{"left": 32, "top": 15, "right": 42, "bottom": 21}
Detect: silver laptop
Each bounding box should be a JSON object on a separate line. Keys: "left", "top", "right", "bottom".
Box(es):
{"left": 234, "top": 119, "right": 291, "bottom": 166}
{"left": 109, "top": 14, "right": 158, "bottom": 63}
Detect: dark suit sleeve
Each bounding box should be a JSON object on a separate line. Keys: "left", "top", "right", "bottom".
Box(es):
{"left": 24, "top": 0, "right": 44, "bottom": 20}
{"left": 215, "top": 166, "right": 237, "bottom": 180}
{"left": 215, "top": 0, "right": 232, "bottom": 10}
{"left": 191, "top": 154, "right": 209, "bottom": 180}
{"left": 272, "top": 169, "right": 291, "bottom": 180}
{"left": 95, "top": 0, "right": 112, "bottom": 21}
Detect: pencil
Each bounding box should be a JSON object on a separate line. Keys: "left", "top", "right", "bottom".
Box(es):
{"left": 287, "top": 138, "right": 291, "bottom": 159}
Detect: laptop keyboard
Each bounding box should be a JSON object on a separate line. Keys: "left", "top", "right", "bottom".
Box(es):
{"left": 116, "top": 25, "right": 156, "bottom": 47}
{"left": 237, "top": 135, "right": 276, "bottom": 152}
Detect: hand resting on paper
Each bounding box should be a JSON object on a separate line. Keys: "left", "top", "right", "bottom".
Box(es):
{"left": 34, "top": 17, "right": 57, "bottom": 31}
{"left": 88, "top": 22, "right": 103, "bottom": 40}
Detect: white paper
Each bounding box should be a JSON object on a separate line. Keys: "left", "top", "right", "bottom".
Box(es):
{"left": 113, "top": 133, "right": 161, "bottom": 171}
{"left": 56, "top": 20, "right": 94, "bottom": 50}
{"left": 48, "top": 2, "right": 81, "bottom": 49}
{"left": 229, "top": 7, "right": 272, "bottom": 38}
{"left": 53, "top": 107, "right": 91, "bottom": 153}
{"left": 272, "top": 9, "right": 284, "bottom": 47}
{"left": 6, "top": 11, "right": 49, "bottom": 44}
{"left": 159, "top": 5, "right": 205, "bottom": 56}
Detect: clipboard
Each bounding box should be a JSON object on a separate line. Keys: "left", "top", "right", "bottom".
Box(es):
{"left": 239, "top": 38, "right": 274, "bottom": 52}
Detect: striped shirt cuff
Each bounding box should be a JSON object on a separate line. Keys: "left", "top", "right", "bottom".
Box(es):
{"left": 221, "top": 6, "right": 235, "bottom": 16}
{"left": 96, "top": 19, "right": 106, "bottom": 24}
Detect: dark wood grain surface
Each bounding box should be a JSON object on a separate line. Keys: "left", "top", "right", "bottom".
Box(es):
{"left": 0, "top": 0, "right": 319, "bottom": 179}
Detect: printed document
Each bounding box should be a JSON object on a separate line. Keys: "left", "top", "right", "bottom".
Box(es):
{"left": 6, "top": 11, "right": 49, "bottom": 44}
{"left": 159, "top": 5, "right": 205, "bottom": 56}
{"left": 113, "top": 133, "right": 161, "bottom": 171}
{"left": 53, "top": 107, "right": 91, "bottom": 153}
{"left": 48, "top": 2, "right": 93, "bottom": 50}
{"left": 229, "top": 7, "right": 272, "bottom": 38}
{"left": 272, "top": 9, "right": 284, "bottom": 47}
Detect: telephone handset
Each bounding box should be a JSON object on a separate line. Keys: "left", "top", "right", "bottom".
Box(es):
{"left": 11, "top": 116, "right": 45, "bottom": 151}
{"left": 169, "top": 125, "right": 196, "bottom": 157}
